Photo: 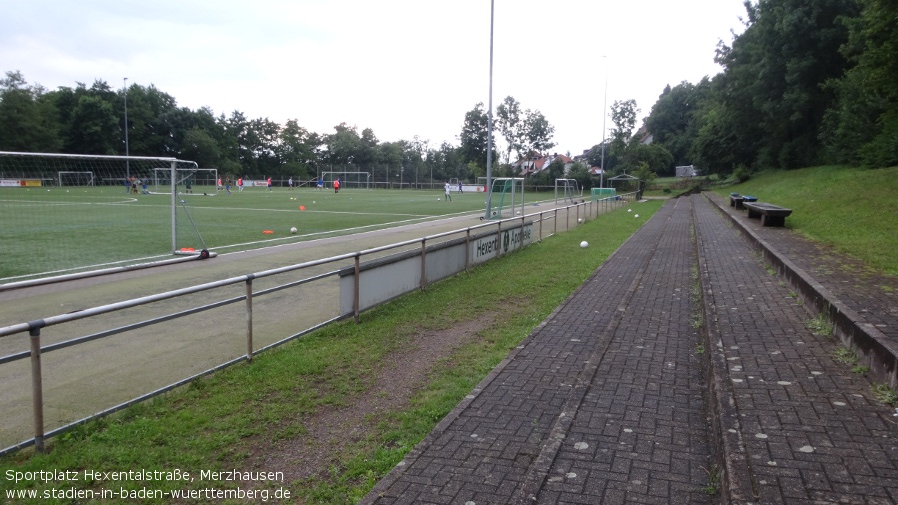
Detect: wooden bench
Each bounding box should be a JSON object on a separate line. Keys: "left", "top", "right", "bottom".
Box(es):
{"left": 733, "top": 195, "right": 758, "bottom": 210}
{"left": 729, "top": 193, "right": 742, "bottom": 208}
{"left": 743, "top": 202, "right": 792, "bottom": 227}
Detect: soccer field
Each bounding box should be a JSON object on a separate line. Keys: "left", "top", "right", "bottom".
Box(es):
{"left": 0, "top": 186, "right": 538, "bottom": 281}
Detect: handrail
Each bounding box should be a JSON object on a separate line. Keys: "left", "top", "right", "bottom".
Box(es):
{"left": 0, "top": 192, "right": 634, "bottom": 454}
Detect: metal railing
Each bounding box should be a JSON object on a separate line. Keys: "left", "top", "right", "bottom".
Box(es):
{"left": 0, "top": 194, "right": 633, "bottom": 455}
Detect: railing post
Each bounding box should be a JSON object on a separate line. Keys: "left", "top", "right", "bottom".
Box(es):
{"left": 29, "top": 326, "right": 44, "bottom": 453}
{"left": 497, "top": 221, "right": 503, "bottom": 257}
{"left": 245, "top": 276, "right": 253, "bottom": 363}
{"left": 465, "top": 228, "right": 471, "bottom": 272}
{"left": 539, "top": 212, "right": 543, "bottom": 241}
{"left": 554, "top": 208, "right": 558, "bottom": 236}
{"left": 353, "top": 253, "right": 361, "bottom": 323}
{"left": 420, "top": 238, "right": 427, "bottom": 290}
{"left": 576, "top": 204, "right": 580, "bottom": 225}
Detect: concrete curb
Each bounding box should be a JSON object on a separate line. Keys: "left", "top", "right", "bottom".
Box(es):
{"left": 692, "top": 196, "right": 758, "bottom": 504}
{"left": 703, "top": 192, "right": 898, "bottom": 388}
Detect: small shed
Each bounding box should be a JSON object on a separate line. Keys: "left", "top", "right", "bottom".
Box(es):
{"left": 675, "top": 165, "right": 701, "bottom": 177}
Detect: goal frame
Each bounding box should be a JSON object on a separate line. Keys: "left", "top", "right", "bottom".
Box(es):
{"left": 58, "top": 171, "right": 96, "bottom": 187}
{"left": 485, "top": 177, "right": 525, "bottom": 220}
{"left": 321, "top": 171, "right": 371, "bottom": 190}
{"left": 153, "top": 167, "right": 218, "bottom": 195}
{"left": 554, "top": 178, "right": 582, "bottom": 204}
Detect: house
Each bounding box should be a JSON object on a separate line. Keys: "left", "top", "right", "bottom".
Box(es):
{"left": 675, "top": 165, "right": 702, "bottom": 177}
{"left": 512, "top": 152, "right": 576, "bottom": 176}
{"left": 633, "top": 124, "right": 653, "bottom": 145}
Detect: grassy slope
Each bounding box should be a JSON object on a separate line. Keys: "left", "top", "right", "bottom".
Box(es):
{"left": 712, "top": 165, "right": 898, "bottom": 276}
{"left": 0, "top": 200, "right": 663, "bottom": 504}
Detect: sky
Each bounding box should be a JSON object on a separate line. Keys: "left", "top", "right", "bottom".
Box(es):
{"left": 1, "top": 0, "right": 748, "bottom": 157}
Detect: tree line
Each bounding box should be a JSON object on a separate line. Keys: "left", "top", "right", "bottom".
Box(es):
{"left": 3, "top": 0, "right": 895, "bottom": 186}
{"left": 0, "top": 72, "right": 487, "bottom": 185}
{"left": 643, "top": 0, "right": 897, "bottom": 176}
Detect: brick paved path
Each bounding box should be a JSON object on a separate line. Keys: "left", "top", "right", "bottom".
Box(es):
{"left": 361, "top": 195, "right": 898, "bottom": 504}
{"left": 693, "top": 194, "right": 898, "bottom": 504}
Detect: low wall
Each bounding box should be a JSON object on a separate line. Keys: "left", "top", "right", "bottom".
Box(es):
{"left": 339, "top": 223, "right": 534, "bottom": 315}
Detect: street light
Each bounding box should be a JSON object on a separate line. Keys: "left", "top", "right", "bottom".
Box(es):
{"left": 484, "top": 0, "right": 495, "bottom": 220}
{"left": 599, "top": 57, "right": 607, "bottom": 189}
{"left": 123, "top": 77, "right": 130, "bottom": 181}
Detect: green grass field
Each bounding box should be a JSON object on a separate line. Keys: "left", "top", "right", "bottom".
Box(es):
{"left": 713, "top": 165, "right": 898, "bottom": 276}
{"left": 0, "top": 186, "right": 530, "bottom": 281}
{"left": 0, "top": 197, "right": 662, "bottom": 503}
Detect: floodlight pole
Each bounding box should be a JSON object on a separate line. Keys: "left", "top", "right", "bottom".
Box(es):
{"left": 484, "top": 0, "right": 495, "bottom": 220}
{"left": 123, "top": 77, "right": 130, "bottom": 181}
{"left": 599, "top": 57, "right": 607, "bottom": 189}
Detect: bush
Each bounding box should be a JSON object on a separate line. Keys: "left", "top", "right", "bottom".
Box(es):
{"left": 732, "top": 165, "right": 751, "bottom": 183}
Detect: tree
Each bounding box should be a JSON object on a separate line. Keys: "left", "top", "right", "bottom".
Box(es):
{"left": 622, "top": 144, "right": 674, "bottom": 176}
{"left": 180, "top": 127, "right": 220, "bottom": 168}
{"left": 495, "top": 96, "right": 523, "bottom": 164}
{"left": 67, "top": 93, "right": 119, "bottom": 155}
{"left": 706, "top": 0, "right": 858, "bottom": 169}
{"left": 821, "top": 0, "right": 898, "bottom": 167}
{"left": 0, "top": 71, "right": 60, "bottom": 152}
{"left": 458, "top": 102, "right": 493, "bottom": 176}
{"left": 521, "top": 109, "right": 556, "bottom": 155}
{"left": 644, "top": 79, "right": 712, "bottom": 169}
{"left": 607, "top": 99, "right": 640, "bottom": 173}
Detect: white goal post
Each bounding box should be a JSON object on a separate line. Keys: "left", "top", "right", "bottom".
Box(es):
{"left": 153, "top": 167, "right": 218, "bottom": 195}
{"left": 554, "top": 178, "right": 582, "bottom": 204}
{"left": 0, "top": 152, "right": 204, "bottom": 280}
{"left": 484, "top": 177, "right": 525, "bottom": 220}
{"left": 58, "top": 171, "right": 96, "bottom": 186}
{"left": 321, "top": 171, "right": 371, "bottom": 190}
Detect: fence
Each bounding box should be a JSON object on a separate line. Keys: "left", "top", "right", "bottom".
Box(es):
{"left": 0, "top": 194, "right": 635, "bottom": 455}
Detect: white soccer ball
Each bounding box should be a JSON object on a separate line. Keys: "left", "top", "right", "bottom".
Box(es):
{"left": 634, "top": 214, "right": 639, "bottom": 218}
{"left": 437, "top": 198, "right": 441, "bottom": 201}
{"left": 290, "top": 227, "right": 297, "bottom": 234}
{"left": 580, "top": 241, "right": 589, "bottom": 248}
{"left": 628, "top": 208, "right": 632, "bottom": 212}
{"left": 578, "top": 218, "right": 583, "bottom": 223}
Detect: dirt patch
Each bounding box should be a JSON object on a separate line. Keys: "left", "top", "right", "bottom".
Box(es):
{"left": 241, "top": 312, "right": 498, "bottom": 485}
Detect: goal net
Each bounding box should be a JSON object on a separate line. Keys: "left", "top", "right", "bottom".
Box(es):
{"left": 322, "top": 171, "right": 371, "bottom": 190}
{"left": 153, "top": 167, "right": 218, "bottom": 195}
{"left": 484, "top": 177, "right": 525, "bottom": 220}
{"left": 554, "top": 178, "right": 582, "bottom": 204}
{"left": 58, "top": 171, "right": 96, "bottom": 187}
{"left": 0, "top": 152, "right": 205, "bottom": 283}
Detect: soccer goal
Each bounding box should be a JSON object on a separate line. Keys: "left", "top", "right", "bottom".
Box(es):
{"left": 555, "top": 178, "right": 582, "bottom": 204}
{"left": 322, "top": 171, "right": 371, "bottom": 190}
{"left": 58, "top": 171, "right": 96, "bottom": 187}
{"left": 484, "top": 177, "right": 525, "bottom": 220}
{"left": 0, "top": 151, "right": 207, "bottom": 282}
{"left": 153, "top": 167, "right": 218, "bottom": 195}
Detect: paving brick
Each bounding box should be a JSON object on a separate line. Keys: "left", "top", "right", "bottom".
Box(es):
{"left": 360, "top": 195, "right": 898, "bottom": 504}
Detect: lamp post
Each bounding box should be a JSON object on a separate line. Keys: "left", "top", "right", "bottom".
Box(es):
{"left": 123, "top": 77, "right": 130, "bottom": 181}
{"left": 484, "top": 0, "right": 495, "bottom": 220}
{"left": 599, "top": 57, "right": 607, "bottom": 189}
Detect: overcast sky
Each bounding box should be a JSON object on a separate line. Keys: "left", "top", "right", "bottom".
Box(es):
{"left": 2, "top": 0, "right": 748, "bottom": 157}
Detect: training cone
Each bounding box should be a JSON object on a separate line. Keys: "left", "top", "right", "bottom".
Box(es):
{"left": 300, "top": 205, "right": 306, "bottom": 211}
{"left": 263, "top": 230, "right": 274, "bottom": 234}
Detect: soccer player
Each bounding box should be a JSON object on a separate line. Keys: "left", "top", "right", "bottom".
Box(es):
{"left": 334, "top": 178, "right": 340, "bottom": 194}
{"left": 444, "top": 181, "right": 452, "bottom": 202}
{"left": 288, "top": 177, "right": 294, "bottom": 190}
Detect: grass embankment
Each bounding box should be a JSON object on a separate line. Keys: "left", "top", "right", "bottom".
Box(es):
{"left": 0, "top": 200, "right": 663, "bottom": 504}
{"left": 713, "top": 165, "right": 898, "bottom": 276}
